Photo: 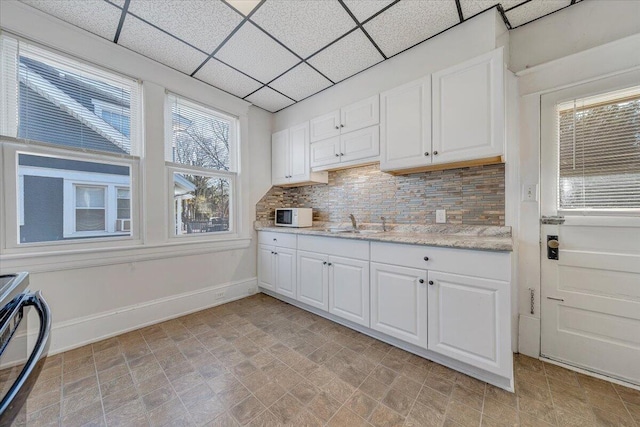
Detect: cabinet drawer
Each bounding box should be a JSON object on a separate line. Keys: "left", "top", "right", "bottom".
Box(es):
{"left": 371, "top": 242, "right": 509, "bottom": 281}
{"left": 298, "top": 235, "right": 369, "bottom": 260}
{"left": 258, "top": 231, "right": 297, "bottom": 249}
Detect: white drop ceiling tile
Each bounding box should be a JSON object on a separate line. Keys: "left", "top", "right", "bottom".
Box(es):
{"left": 127, "top": 0, "right": 242, "bottom": 53}
{"left": 19, "top": 0, "right": 122, "bottom": 41}
{"left": 214, "top": 22, "right": 300, "bottom": 84}
{"left": 225, "top": 0, "right": 261, "bottom": 16}
{"left": 270, "top": 63, "right": 332, "bottom": 101}
{"left": 460, "top": 0, "right": 525, "bottom": 20}
{"left": 246, "top": 87, "right": 294, "bottom": 112}
{"left": 308, "top": 29, "right": 383, "bottom": 83}
{"left": 364, "top": 0, "right": 460, "bottom": 57}
{"left": 342, "top": 0, "right": 395, "bottom": 22}
{"left": 250, "top": 0, "right": 356, "bottom": 58}
{"left": 506, "top": 0, "right": 571, "bottom": 27}
{"left": 118, "top": 15, "right": 208, "bottom": 74}
{"left": 194, "top": 59, "right": 262, "bottom": 98}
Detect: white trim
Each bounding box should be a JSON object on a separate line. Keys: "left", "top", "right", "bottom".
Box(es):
{"left": 24, "top": 278, "right": 258, "bottom": 357}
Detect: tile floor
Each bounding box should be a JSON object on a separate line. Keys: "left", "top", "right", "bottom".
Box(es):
{"left": 17, "top": 294, "right": 640, "bottom": 426}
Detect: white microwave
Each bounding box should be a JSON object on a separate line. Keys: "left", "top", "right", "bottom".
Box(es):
{"left": 275, "top": 208, "right": 313, "bottom": 227}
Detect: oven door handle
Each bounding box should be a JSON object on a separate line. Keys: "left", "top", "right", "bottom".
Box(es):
{"left": 0, "top": 291, "right": 51, "bottom": 417}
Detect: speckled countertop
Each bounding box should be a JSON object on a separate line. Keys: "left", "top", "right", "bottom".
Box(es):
{"left": 255, "top": 221, "right": 513, "bottom": 252}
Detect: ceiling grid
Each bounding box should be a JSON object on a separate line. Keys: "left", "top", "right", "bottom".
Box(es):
{"left": 19, "top": 0, "right": 582, "bottom": 113}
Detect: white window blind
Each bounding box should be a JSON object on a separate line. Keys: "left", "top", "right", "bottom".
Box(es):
{"left": 0, "top": 34, "right": 141, "bottom": 156}
{"left": 168, "top": 93, "right": 236, "bottom": 172}
{"left": 557, "top": 86, "right": 640, "bottom": 211}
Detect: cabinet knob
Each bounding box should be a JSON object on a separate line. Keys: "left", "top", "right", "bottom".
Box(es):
{"left": 323, "top": 261, "right": 327, "bottom": 265}
{"left": 433, "top": 151, "right": 438, "bottom": 155}
{"left": 335, "top": 154, "right": 340, "bottom": 157}
{"left": 271, "top": 251, "right": 274, "bottom": 254}
{"left": 274, "top": 252, "right": 278, "bottom": 255}
{"left": 340, "top": 153, "right": 344, "bottom": 156}
{"left": 328, "top": 262, "right": 332, "bottom": 266}
{"left": 428, "top": 280, "right": 434, "bottom": 285}
{"left": 419, "top": 279, "right": 424, "bottom": 284}
{"left": 335, "top": 126, "right": 339, "bottom": 130}
{"left": 340, "top": 124, "right": 344, "bottom": 128}
{"left": 424, "top": 152, "right": 429, "bottom": 156}
{"left": 423, "top": 256, "right": 429, "bottom": 261}
{"left": 273, "top": 238, "right": 277, "bottom": 241}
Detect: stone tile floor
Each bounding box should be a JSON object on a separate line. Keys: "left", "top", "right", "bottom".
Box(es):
{"left": 16, "top": 294, "right": 640, "bottom": 426}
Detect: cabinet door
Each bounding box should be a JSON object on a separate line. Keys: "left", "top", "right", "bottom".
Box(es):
{"left": 340, "top": 95, "right": 379, "bottom": 134}
{"left": 340, "top": 126, "right": 379, "bottom": 163}
{"left": 310, "top": 110, "right": 340, "bottom": 142}
{"left": 272, "top": 129, "right": 290, "bottom": 185}
{"left": 427, "top": 270, "right": 511, "bottom": 377}
{"left": 310, "top": 137, "right": 340, "bottom": 168}
{"left": 432, "top": 49, "right": 504, "bottom": 164}
{"left": 297, "top": 251, "right": 329, "bottom": 311}
{"left": 275, "top": 247, "right": 296, "bottom": 299}
{"left": 289, "top": 122, "right": 310, "bottom": 182}
{"left": 370, "top": 263, "right": 427, "bottom": 348}
{"left": 329, "top": 256, "right": 369, "bottom": 327}
{"left": 258, "top": 244, "right": 275, "bottom": 291}
{"left": 380, "top": 77, "right": 431, "bottom": 171}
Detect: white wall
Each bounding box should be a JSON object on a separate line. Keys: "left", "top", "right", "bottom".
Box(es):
{"left": 0, "top": 1, "right": 273, "bottom": 353}
{"left": 509, "top": 0, "right": 640, "bottom": 72}
{"left": 512, "top": 5, "right": 640, "bottom": 355}
{"left": 274, "top": 10, "right": 505, "bottom": 131}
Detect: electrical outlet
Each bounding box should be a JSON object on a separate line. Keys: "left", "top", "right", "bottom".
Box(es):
{"left": 522, "top": 184, "right": 538, "bottom": 202}
{"left": 214, "top": 291, "right": 225, "bottom": 300}
{"left": 435, "top": 209, "right": 446, "bottom": 223}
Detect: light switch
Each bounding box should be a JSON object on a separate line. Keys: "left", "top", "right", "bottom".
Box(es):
{"left": 436, "top": 209, "right": 446, "bottom": 223}
{"left": 522, "top": 184, "right": 538, "bottom": 202}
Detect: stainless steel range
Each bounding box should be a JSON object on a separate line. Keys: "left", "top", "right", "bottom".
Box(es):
{"left": 0, "top": 273, "right": 51, "bottom": 426}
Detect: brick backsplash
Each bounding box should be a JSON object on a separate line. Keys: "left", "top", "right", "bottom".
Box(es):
{"left": 256, "top": 163, "right": 505, "bottom": 226}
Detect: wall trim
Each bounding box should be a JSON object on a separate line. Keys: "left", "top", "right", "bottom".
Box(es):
{"left": 33, "top": 277, "right": 258, "bottom": 355}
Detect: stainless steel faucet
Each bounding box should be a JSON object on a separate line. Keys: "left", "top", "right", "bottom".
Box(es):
{"left": 349, "top": 214, "right": 357, "bottom": 230}
{"left": 381, "top": 216, "right": 387, "bottom": 232}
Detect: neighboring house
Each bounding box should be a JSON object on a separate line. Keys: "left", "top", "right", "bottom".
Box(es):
{"left": 173, "top": 173, "right": 196, "bottom": 236}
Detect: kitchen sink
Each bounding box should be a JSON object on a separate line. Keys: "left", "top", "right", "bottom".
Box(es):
{"left": 324, "top": 228, "right": 383, "bottom": 234}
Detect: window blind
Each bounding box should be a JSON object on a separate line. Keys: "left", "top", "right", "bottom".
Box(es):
{"left": 558, "top": 87, "right": 640, "bottom": 210}
{"left": 0, "top": 34, "right": 140, "bottom": 156}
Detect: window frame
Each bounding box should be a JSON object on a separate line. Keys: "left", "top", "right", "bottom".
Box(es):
{"left": 165, "top": 92, "right": 240, "bottom": 240}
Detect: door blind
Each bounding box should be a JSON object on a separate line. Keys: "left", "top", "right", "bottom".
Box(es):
{"left": 557, "top": 86, "right": 640, "bottom": 210}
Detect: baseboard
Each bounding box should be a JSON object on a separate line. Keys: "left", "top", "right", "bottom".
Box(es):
{"left": 518, "top": 314, "right": 540, "bottom": 358}
{"left": 33, "top": 277, "right": 258, "bottom": 356}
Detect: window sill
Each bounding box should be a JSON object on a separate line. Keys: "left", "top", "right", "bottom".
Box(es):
{"left": 0, "top": 236, "right": 252, "bottom": 273}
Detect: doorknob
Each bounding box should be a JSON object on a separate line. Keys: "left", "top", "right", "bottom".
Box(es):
{"left": 547, "top": 235, "right": 559, "bottom": 260}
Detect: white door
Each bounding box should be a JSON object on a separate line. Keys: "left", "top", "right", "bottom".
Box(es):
{"left": 310, "top": 110, "right": 340, "bottom": 142}
{"left": 340, "top": 95, "right": 379, "bottom": 133}
{"left": 289, "top": 122, "right": 309, "bottom": 182}
{"left": 540, "top": 72, "right": 640, "bottom": 385}
{"left": 271, "top": 129, "right": 290, "bottom": 185}
{"left": 432, "top": 48, "right": 504, "bottom": 164}
{"left": 275, "top": 247, "right": 296, "bottom": 299}
{"left": 258, "top": 244, "right": 275, "bottom": 291}
{"left": 310, "top": 137, "right": 340, "bottom": 168}
{"left": 328, "top": 256, "right": 369, "bottom": 327}
{"left": 379, "top": 77, "right": 431, "bottom": 171}
{"left": 427, "top": 271, "right": 511, "bottom": 377}
{"left": 370, "top": 263, "right": 427, "bottom": 348}
{"left": 340, "top": 126, "right": 379, "bottom": 163}
{"left": 297, "top": 250, "right": 329, "bottom": 310}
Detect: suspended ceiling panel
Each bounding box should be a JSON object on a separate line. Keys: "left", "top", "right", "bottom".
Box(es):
{"left": 17, "top": 0, "right": 581, "bottom": 112}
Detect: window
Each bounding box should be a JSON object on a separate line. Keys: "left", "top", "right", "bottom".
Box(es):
{"left": 166, "top": 94, "right": 237, "bottom": 236}
{"left": 1, "top": 34, "right": 140, "bottom": 245}
{"left": 557, "top": 86, "right": 640, "bottom": 211}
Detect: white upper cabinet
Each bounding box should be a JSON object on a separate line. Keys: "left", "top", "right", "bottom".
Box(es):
{"left": 380, "top": 77, "right": 431, "bottom": 171}
{"left": 271, "top": 122, "right": 328, "bottom": 187}
{"left": 310, "top": 136, "right": 340, "bottom": 168}
{"left": 310, "top": 95, "right": 379, "bottom": 142}
{"left": 380, "top": 48, "right": 505, "bottom": 173}
{"left": 432, "top": 48, "right": 504, "bottom": 164}
{"left": 310, "top": 126, "right": 379, "bottom": 169}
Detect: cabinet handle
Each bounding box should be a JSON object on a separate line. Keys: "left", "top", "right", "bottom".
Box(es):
{"left": 423, "top": 256, "right": 429, "bottom": 261}
{"left": 335, "top": 154, "right": 340, "bottom": 157}
{"left": 424, "top": 152, "right": 429, "bottom": 156}
{"left": 428, "top": 280, "right": 434, "bottom": 285}
{"left": 433, "top": 151, "right": 438, "bottom": 155}
{"left": 419, "top": 279, "right": 424, "bottom": 284}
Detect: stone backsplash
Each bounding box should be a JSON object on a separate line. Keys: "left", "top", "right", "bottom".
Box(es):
{"left": 256, "top": 163, "right": 505, "bottom": 226}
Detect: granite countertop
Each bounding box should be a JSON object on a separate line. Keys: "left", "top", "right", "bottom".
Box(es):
{"left": 254, "top": 221, "right": 513, "bottom": 252}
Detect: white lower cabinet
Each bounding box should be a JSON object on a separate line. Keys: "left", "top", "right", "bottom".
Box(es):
{"left": 297, "top": 250, "right": 329, "bottom": 311}
{"left": 258, "top": 244, "right": 276, "bottom": 291}
{"left": 370, "top": 263, "right": 428, "bottom": 348}
{"left": 329, "top": 255, "right": 369, "bottom": 327}
{"left": 258, "top": 244, "right": 296, "bottom": 299}
{"left": 427, "top": 270, "right": 511, "bottom": 377}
